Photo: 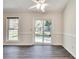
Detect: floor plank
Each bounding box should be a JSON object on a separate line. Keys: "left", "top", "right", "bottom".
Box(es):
{"left": 3, "top": 45, "right": 75, "bottom": 59}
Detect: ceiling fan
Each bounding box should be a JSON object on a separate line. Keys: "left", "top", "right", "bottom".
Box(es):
{"left": 29, "top": 0, "right": 48, "bottom": 12}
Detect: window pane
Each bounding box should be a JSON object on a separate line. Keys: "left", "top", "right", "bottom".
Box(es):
{"left": 9, "top": 30, "right": 18, "bottom": 40}
{"left": 8, "top": 18, "right": 19, "bottom": 40}
{"left": 44, "top": 20, "right": 51, "bottom": 43}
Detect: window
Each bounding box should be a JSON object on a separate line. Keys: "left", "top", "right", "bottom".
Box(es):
{"left": 7, "top": 17, "right": 19, "bottom": 40}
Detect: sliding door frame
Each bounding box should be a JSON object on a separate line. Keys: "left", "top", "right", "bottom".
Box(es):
{"left": 33, "top": 17, "right": 52, "bottom": 45}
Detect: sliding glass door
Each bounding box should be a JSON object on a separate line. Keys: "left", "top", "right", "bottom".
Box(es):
{"left": 35, "top": 19, "right": 52, "bottom": 44}
{"left": 35, "top": 20, "right": 43, "bottom": 43}
{"left": 43, "top": 20, "right": 51, "bottom": 43}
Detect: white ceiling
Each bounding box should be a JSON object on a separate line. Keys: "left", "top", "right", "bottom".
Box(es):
{"left": 3, "top": 0, "right": 68, "bottom": 13}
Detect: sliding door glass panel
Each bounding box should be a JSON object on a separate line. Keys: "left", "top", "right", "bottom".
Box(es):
{"left": 35, "top": 20, "right": 43, "bottom": 43}
{"left": 44, "top": 20, "right": 51, "bottom": 43}
{"left": 35, "top": 19, "right": 51, "bottom": 44}
{"left": 8, "top": 18, "right": 19, "bottom": 40}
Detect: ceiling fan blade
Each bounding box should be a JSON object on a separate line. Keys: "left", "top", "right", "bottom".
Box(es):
{"left": 36, "top": 4, "right": 41, "bottom": 9}
{"left": 29, "top": 5, "right": 36, "bottom": 9}
{"left": 41, "top": 3, "right": 48, "bottom": 12}
{"left": 29, "top": 4, "right": 41, "bottom": 10}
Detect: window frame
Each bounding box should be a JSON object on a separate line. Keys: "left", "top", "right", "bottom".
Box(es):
{"left": 6, "top": 17, "right": 19, "bottom": 42}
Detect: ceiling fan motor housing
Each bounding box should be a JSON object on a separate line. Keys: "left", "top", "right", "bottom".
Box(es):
{"left": 36, "top": 0, "right": 40, "bottom": 1}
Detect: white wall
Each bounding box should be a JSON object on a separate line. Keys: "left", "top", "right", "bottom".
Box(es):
{"left": 63, "top": 0, "right": 76, "bottom": 57}
{"left": 3, "top": 12, "right": 63, "bottom": 45}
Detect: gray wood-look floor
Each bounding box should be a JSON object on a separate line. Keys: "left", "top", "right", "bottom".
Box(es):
{"left": 3, "top": 45, "right": 75, "bottom": 59}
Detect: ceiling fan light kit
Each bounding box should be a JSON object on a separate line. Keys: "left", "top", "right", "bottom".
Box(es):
{"left": 29, "top": 0, "right": 48, "bottom": 12}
